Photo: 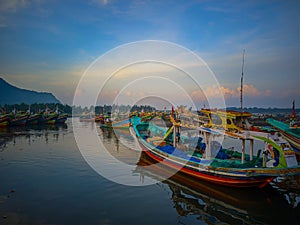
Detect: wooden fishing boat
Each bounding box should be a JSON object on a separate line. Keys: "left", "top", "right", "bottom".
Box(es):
{"left": 56, "top": 113, "right": 68, "bottom": 124}
{"left": 27, "top": 113, "right": 42, "bottom": 125}
{"left": 112, "top": 118, "right": 130, "bottom": 129}
{"left": 0, "top": 114, "right": 10, "bottom": 127}
{"left": 131, "top": 116, "right": 300, "bottom": 188}
{"left": 95, "top": 114, "right": 104, "bottom": 123}
{"left": 9, "top": 112, "right": 29, "bottom": 126}
{"left": 134, "top": 152, "right": 297, "bottom": 224}
{"left": 41, "top": 112, "right": 58, "bottom": 124}
{"left": 79, "top": 114, "right": 95, "bottom": 122}
{"left": 267, "top": 118, "right": 300, "bottom": 157}
{"left": 100, "top": 115, "right": 113, "bottom": 128}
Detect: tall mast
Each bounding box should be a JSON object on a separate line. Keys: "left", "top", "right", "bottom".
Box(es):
{"left": 240, "top": 49, "right": 245, "bottom": 113}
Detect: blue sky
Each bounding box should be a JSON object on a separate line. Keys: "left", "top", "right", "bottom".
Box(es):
{"left": 0, "top": 0, "right": 299, "bottom": 108}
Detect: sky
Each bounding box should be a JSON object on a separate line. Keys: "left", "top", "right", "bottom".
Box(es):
{"left": 0, "top": 0, "right": 299, "bottom": 108}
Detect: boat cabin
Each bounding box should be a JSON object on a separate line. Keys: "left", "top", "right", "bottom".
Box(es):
{"left": 201, "top": 109, "right": 252, "bottom": 131}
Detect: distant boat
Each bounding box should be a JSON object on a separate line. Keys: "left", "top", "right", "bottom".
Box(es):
{"left": 79, "top": 114, "right": 95, "bottom": 122}
{"left": 131, "top": 116, "right": 300, "bottom": 188}
{"left": 0, "top": 114, "right": 10, "bottom": 127}
{"left": 9, "top": 111, "right": 29, "bottom": 126}
{"left": 267, "top": 118, "right": 300, "bottom": 157}
{"left": 56, "top": 113, "right": 68, "bottom": 124}
{"left": 100, "top": 115, "right": 113, "bottom": 128}
{"left": 266, "top": 100, "right": 300, "bottom": 159}
{"left": 41, "top": 112, "right": 58, "bottom": 124}
{"left": 112, "top": 118, "right": 130, "bottom": 129}
{"left": 27, "top": 113, "right": 42, "bottom": 125}
{"left": 95, "top": 114, "right": 104, "bottom": 123}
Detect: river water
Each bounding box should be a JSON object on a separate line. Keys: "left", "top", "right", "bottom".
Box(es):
{"left": 0, "top": 118, "right": 299, "bottom": 225}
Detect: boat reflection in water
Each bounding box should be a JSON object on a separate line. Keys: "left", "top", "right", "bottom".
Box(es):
{"left": 0, "top": 123, "right": 68, "bottom": 148}
{"left": 135, "top": 151, "right": 300, "bottom": 225}
{"left": 1, "top": 121, "right": 299, "bottom": 224}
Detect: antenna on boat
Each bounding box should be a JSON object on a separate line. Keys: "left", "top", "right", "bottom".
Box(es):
{"left": 240, "top": 49, "right": 245, "bottom": 113}
{"left": 290, "top": 100, "right": 297, "bottom": 128}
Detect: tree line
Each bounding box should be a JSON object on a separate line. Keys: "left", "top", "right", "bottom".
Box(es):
{"left": 0, "top": 103, "right": 156, "bottom": 116}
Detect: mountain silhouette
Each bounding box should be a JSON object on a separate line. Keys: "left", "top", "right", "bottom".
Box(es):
{"left": 0, "top": 78, "right": 61, "bottom": 105}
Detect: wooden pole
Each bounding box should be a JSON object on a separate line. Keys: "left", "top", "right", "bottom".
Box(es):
{"left": 241, "top": 139, "right": 245, "bottom": 164}
{"left": 205, "top": 132, "right": 211, "bottom": 159}
{"left": 173, "top": 125, "right": 176, "bottom": 148}
{"left": 240, "top": 49, "right": 245, "bottom": 113}
{"left": 250, "top": 139, "right": 254, "bottom": 160}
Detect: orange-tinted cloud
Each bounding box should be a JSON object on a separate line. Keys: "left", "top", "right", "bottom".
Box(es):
{"left": 191, "top": 84, "right": 272, "bottom": 100}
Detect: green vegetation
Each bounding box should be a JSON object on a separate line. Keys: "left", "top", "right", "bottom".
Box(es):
{"left": 0, "top": 103, "right": 156, "bottom": 116}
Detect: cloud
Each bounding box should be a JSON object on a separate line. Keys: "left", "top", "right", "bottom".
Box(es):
{"left": 90, "top": 0, "right": 110, "bottom": 6}
{"left": 0, "top": 0, "right": 27, "bottom": 12}
{"left": 191, "top": 83, "right": 272, "bottom": 100}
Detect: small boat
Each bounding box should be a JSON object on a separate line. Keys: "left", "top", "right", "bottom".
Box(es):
{"left": 267, "top": 118, "right": 300, "bottom": 157}
{"left": 79, "top": 114, "right": 95, "bottom": 122}
{"left": 131, "top": 116, "right": 300, "bottom": 188}
{"left": 112, "top": 117, "right": 131, "bottom": 129}
{"left": 266, "top": 101, "right": 300, "bottom": 158}
{"left": 56, "top": 113, "right": 68, "bottom": 124}
{"left": 0, "top": 114, "right": 10, "bottom": 127}
{"left": 53, "top": 106, "right": 68, "bottom": 124}
{"left": 41, "top": 112, "right": 58, "bottom": 124}
{"left": 9, "top": 111, "right": 29, "bottom": 126}
{"left": 100, "top": 115, "right": 113, "bottom": 128}
{"left": 27, "top": 113, "right": 42, "bottom": 125}
{"left": 95, "top": 114, "right": 104, "bottom": 123}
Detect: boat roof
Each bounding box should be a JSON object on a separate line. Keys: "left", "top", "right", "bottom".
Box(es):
{"left": 201, "top": 109, "right": 252, "bottom": 118}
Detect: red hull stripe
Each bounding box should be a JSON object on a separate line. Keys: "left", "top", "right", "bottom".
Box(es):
{"left": 141, "top": 144, "right": 273, "bottom": 188}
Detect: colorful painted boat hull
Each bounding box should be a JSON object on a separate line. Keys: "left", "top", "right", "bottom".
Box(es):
{"left": 41, "top": 114, "right": 58, "bottom": 124}
{"left": 267, "top": 118, "right": 300, "bottom": 156}
{"left": 9, "top": 115, "right": 28, "bottom": 126}
{"left": 131, "top": 117, "right": 300, "bottom": 188}
{"left": 0, "top": 115, "right": 10, "bottom": 127}
{"left": 56, "top": 114, "right": 68, "bottom": 124}
{"left": 27, "top": 114, "right": 42, "bottom": 125}
{"left": 137, "top": 137, "right": 274, "bottom": 188}
{"left": 112, "top": 118, "right": 130, "bottom": 129}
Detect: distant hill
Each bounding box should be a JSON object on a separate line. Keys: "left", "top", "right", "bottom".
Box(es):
{"left": 0, "top": 78, "right": 61, "bottom": 105}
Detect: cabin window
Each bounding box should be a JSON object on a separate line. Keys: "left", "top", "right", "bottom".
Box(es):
{"left": 227, "top": 119, "right": 232, "bottom": 125}
{"left": 211, "top": 114, "right": 222, "bottom": 125}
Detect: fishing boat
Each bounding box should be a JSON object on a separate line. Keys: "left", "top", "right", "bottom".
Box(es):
{"left": 266, "top": 101, "right": 300, "bottom": 159}
{"left": 267, "top": 118, "right": 300, "bottom": 157}
{"left": 41, "top": 112, "right": 58, "bottom": 124}
{"left": 0, "top": 114, "right": 10, "bottom": 127}
{"left": 9, "top": 111, "right": 29, "bottom": 126}
{"left": 53, "top": 106, "right": 68, "bottom": 124}
{"left": 112, "top": 118, "right": 130, "bottom": 129}
{"left": 131, "top": 116, "right": 300, "bottom": 188}
{"left": 80, "top": 113, "right": 95, "bottom": 122}
{"left": 134, "top": 152, "right": 298, "bottom": 224}
{"left": 56, "top": 113, "right": 68, "bottom": 124}
{"left": 100, "top": 115, "right": 113, "bottom": 128}
{"left": 95, "top": 114, "right": 104, "bottom": 123}
{"left": 27, "top": 113, "right": 43, "bottom": 125}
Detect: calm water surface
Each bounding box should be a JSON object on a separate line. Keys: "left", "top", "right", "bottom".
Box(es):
{"left": 0, "top": 118, "right": 299, "bottom": 225}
